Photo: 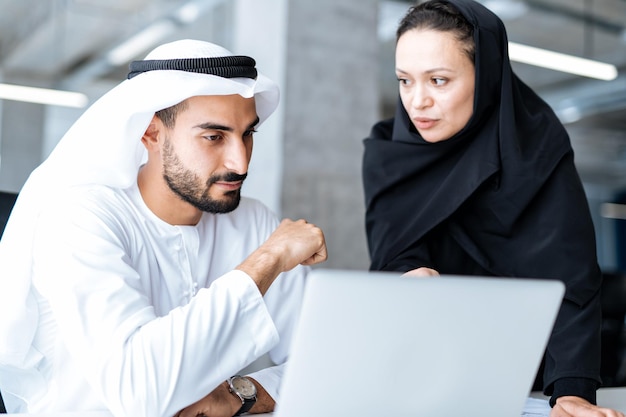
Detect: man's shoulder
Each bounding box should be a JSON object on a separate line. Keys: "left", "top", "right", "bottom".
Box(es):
{"left": 56, "top": 184, "right": 130, "bottom": 209}
{"left": 34, "top": 184, "right": 140, "bottom": 249}
{"left": 46, "top": 184, "right": 136, "bottom": 226}
{"left": 60, "top": 183, "right": 123, "bottom": 198}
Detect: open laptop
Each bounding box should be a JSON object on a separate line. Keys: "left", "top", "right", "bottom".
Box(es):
{"left": 274, "top": 269, "right": 565, "bottom": 417}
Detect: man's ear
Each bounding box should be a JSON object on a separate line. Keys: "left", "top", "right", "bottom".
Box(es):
{"left": 142, "top": 115, "right": 162, "bottom": 151}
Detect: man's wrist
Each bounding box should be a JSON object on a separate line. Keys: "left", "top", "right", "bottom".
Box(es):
{"left": 223, "top": 381, "right": 244, "bottom": 416}
{"left": 246, "top": 377, "right": 275, "bottom": 414}
{"left": 236, "top": 247, "right": 283, "bottom": 295}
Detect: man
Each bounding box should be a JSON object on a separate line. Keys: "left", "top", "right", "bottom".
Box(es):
{"left": 0, "top": 40, "right": 326, "bottom": 417}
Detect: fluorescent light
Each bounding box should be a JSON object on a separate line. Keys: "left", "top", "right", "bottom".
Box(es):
{"left": 601, "top": 203, "right": 626, "bottom": 220}
{"left": 508, "top": 42, "right": 618, "bottom": 81}
{"left": 175, "top": 3, "right": 202, "bottom": 23}
{"left": 106, "top": 0, "right": 226, "bottom": 66}
{"left": 106, "top": 20, "right": 176, "bottom": 66}
{"left": 0, "top": 83, "right": 88, "bottom": 108}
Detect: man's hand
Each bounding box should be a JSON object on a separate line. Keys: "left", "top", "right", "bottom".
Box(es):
{"left": 260, "top": 218, "right": 327, "bottom": 270}
{"left": 237, "top": 218, "right": 327, "bottom": 295}
{"left": 551, "top": 396, "right": 625, "bottom": 417}
{"left": 175, "top": 378, "right": 275, "bottom": 417}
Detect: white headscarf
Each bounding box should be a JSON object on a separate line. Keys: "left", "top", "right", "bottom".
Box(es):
{"left": 0, "top": 39, "right": 279, "bottom": 365}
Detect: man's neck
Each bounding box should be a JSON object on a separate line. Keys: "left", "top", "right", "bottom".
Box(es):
{"left": 137, "top": 165, "right": 203, "bottom": 226}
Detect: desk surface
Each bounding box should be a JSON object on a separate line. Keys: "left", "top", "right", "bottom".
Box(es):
{"left": 8, "top": 387, "right": 626, "bottom": 416}
{"left": 598, "top": 387, "right": 626, "bottom": 411}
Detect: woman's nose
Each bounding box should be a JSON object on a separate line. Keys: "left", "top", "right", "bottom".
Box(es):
{"left": 411, "top": 85, "right": 433, "bottom": 109}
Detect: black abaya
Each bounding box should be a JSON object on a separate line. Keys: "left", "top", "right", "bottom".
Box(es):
{"left": 362, "top": 0, "right": 602, "bottom": 405}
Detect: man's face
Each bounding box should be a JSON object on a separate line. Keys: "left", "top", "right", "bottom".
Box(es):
{"left": 160, "top": 94, "right": 258, "bottom": 214}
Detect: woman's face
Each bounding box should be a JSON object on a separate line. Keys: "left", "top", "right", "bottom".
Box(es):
{"left": 396, "top": 28, "right": 475, "bottom": 143}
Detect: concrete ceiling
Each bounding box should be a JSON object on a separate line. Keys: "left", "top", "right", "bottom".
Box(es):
{"left": 0, "top": 0, "right": 625, "bottom": 185}
{"left": 0, "top": 0, "right": 230, "bottom": 88}
{"left": 0, "top": 0, "right": 176, "bottom": 80}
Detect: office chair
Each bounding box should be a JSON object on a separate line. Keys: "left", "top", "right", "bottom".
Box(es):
{"left": 0, "top": 190, "right": 18, "bottom": 239}
{"left": 0, "top": 191, "right": 17, "bottom": 413}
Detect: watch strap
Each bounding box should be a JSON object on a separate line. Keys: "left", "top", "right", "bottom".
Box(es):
{"left": 233, "top": 397, "right": 255, "bottom": 416}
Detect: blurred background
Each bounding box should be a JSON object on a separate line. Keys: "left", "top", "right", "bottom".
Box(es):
{"left": 0, "top": 0, "right": 624, "bottom": 386}
{"left": 0, "top": 0, "right": 625, "bottom": 266}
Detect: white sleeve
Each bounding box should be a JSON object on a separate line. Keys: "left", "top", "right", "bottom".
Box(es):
{"left": 245, "top": 264, "right": 309, "bottom": 403}
{"left": 32, "top": 198, "right": 280, "bottom": 417}
{"left": 248, "top": 363, "right": 285, "bottom": 402}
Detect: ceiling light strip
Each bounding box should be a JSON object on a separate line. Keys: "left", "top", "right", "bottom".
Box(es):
{"left": 0, "top": 83, "right": 88, "bottom": 108}
{"left": 508, "top": 42, "right": 618, "bottom": 81}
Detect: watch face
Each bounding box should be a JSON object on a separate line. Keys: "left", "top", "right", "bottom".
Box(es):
{"left": 232, "top": 376, "right": 257, "bottom": 398}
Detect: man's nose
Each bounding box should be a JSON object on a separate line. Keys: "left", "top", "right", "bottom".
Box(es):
{"left": 223, "top": 139, "right": 250, "bottom": 174}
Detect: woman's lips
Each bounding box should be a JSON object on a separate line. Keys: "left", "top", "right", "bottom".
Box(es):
{"left": 412, "top": 117, "right": 437, "bottom": 130}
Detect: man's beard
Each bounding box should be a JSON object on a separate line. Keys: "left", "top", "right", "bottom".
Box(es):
{"left": 162, "top": 138, "right": 247, "bottom": 214}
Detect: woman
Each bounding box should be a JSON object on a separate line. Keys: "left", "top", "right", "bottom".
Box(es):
{"left": 362, "top": 1, "right": 623, "bottom": 416}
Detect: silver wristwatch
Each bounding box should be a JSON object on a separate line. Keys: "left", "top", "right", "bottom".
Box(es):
{"left": 228, "top": 375, "right": 257, "bottom": 416}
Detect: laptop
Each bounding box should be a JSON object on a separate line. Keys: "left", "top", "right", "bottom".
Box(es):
{"left": 274, "top": 269, "right": 565, "bottom": 417}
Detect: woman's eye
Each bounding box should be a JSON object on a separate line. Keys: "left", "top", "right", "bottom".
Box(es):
{"left": 397, "top": 77, "right": 410, "bottom": 86}
{"left": 432, "top": 77, "right": 447, "bottom": 86}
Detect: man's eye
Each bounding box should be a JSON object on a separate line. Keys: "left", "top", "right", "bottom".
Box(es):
{"left": 204, "top": 135, "right": 223, "bottom": 142}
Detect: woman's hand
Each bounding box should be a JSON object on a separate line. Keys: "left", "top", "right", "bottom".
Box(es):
{"left": 402, "top": 267, "right": 440, "bottom": 277}
{"left": 551, "top": 396, "right": 625, "bottom": 417}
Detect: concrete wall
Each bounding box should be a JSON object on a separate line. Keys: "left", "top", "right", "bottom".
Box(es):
{"left": 0, "top": 99, "right": 45, "bottom": 193}
{"left": 281, "top": 0, "right": 379, "bottom": 270}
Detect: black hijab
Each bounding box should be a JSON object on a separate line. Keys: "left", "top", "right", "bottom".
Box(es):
{"left": 363, "top": 0, "right": 600, "bottom": 303}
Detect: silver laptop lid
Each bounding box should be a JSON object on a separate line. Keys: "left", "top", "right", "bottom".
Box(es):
{"left": 275, "top": 269, "right": 564, "bottom": 417}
